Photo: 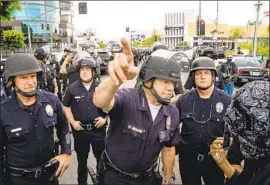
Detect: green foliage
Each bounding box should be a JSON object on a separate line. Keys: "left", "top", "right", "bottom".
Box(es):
{"left": 98, "top": 41, "right": 106, "bottom": 49}
{"left": 2, "top": 30, "right": 25, "bottom": 51}
{"left": 177, "top": 41, "right": 189, "bottom": 47}
{"left": 0, "top": 1, "right": 21, "bottom": 21}
{"left": 239, "top": 42, "right": 269, "bottom": 57}
{"left": 229, "top": 28, "right": 245, "bottom": 40}
{"left": 131, "top": 30, "right": 163, "bottom": 48}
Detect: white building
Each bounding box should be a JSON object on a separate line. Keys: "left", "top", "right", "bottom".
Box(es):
{"left": 164, "top": 10, "right": 196, "bottom": 49}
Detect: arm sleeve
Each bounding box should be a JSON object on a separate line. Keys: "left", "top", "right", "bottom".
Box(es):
{"left": 55, "top": 97, "right": 72, "bottom": 155}
{"left": 108, "top": 89, "right": 129, "bottom": 117}
{"left": 62, "top": 87, "right": 73, "bottom": 107}
{"left": 165, "top": 108, "right": 180, "bottom": 147}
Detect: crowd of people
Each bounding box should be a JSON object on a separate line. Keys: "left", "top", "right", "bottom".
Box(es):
{"left": 0, "top": 38, "right": 269, "bottom": 185}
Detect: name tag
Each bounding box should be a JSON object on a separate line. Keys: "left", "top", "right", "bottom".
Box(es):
{"left": 128, "top": 125, "right": 144, "bottom": 133}
{"left": 11, "top": 127, "right": 22, "bottom": 133}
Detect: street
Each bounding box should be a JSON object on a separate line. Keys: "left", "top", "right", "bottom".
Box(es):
{"left": 59, "top": 71, "right": 240, "bottom": 184}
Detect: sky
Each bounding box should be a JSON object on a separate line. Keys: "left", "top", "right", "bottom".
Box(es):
{"left": 72, "top": 1, "right": 270, "bottom": 42}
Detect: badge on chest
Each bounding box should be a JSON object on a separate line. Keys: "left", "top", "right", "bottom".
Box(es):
{"left": 159, "top": 131, "right": 170, "bottom": 142}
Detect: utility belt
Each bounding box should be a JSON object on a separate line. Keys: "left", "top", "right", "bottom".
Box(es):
{"left": 100, "top": 150, "right": 158, "bottom": 181}
{"left": 81, "top": 123, "right": 105, "bottom": 132}
{"left": 6, "top": 159, "right": 59, "bottom": 182}
{"left": 180, "top": 151, "right": 209, "bottom": 162}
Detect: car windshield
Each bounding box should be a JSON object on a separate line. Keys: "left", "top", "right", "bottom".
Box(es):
{"left": 235, "top": 58, "right": 261, "bottom": 67}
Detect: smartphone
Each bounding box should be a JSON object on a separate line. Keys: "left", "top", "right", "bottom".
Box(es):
{"left": 223, "top": 123, "right": 231, "bottom": 150}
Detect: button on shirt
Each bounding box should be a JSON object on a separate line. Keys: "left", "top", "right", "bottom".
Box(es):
{"left": 0, "top": 90, "right": 71, "bottom": 180}
{"left": 62, "top": 80, "right": 107, "bottom": 125}
{"left": 106, "top": 88, "right": 180, "bottom": 173}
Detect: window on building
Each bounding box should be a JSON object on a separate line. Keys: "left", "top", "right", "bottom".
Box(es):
{"left": 41, "top": 24, "right": 44, "bottom": 30}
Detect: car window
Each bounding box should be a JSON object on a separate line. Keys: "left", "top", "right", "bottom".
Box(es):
{"left": 235, "top": 58, "right": 261, "bottom": 67}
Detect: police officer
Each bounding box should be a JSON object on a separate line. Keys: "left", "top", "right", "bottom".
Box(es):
{"left": 60, "top": 51, "right": 80, "bottom": 85}
{"left": 60, "top": 48, "right": 70, "bottom": 93}
{"left": 0, "top": 54, "right": 71, "bottom": 185}
{"left": 175, "top": 57, "right": 232, "bottom": 185}
{"left": 62, "top": 52, "right": 107, "bottom": 185}
{"left": 92, "top": 51, "right": 102, "bottom": 81}
{"left": 34, "top": 48, "right": 49, "bottom": 90}
{"left": 45, "top": 55, "right": 57, "bottom": 94}
{"left": 50, "top": 54, "right": 62, "bottom": 101}
{"left": 93, "top": 38, "right": 181, "bottom": 185}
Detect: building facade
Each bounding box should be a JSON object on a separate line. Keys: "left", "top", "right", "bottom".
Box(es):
{"left": 59, "top": 0, "right": 75, "bottom": 47}
{"left": 12, "top": 1, "right": 60, "bottom": 38}
{"left": 164, "top": 10, "right": 195, "bottom": 49}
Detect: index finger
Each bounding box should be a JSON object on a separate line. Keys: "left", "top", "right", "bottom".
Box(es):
{"left": 121, "top": 38, "right": 132, "bottom": 56}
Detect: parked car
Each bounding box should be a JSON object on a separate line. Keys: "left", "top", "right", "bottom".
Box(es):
{"left": 233, "top": 57, "right": 264, "bottom": 84}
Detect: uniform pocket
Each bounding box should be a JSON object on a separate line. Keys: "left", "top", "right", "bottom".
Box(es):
{"left": 7, "top": 125, "right": 30, "bottom": 139}
{"left": 43, "top": 116, "right": 57, "bottom": 128}
{"left": 122, "top": 123, "right": 146, "bottom": 155}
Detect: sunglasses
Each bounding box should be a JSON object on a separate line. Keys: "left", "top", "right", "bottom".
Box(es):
{"left": 227, "top": 57, "right": 232, "bottom": 59}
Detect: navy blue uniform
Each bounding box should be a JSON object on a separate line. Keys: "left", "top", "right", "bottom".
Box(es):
{"left": 175, "top": 88, "right": 231, "bottom": 185}
{"left": 0, "top": 90, "right": 71, "bottom": 185}
{"left": 62, "top": 80, "right": 106, "bottom": 185}
{"left": 102, "top": 87, "right": 180, "bottom": 185}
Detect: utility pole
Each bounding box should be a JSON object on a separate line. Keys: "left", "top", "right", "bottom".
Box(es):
{"left": 253, "top": 1, "right": 263, "bottom": 57}
{"left": 198, "top": 1, "right": 201, "bottom": 49}
{"left": 215, "top": 1, "right": 219, "bottom": 50}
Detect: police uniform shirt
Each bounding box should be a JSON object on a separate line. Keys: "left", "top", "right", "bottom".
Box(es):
{"left": 175, "top": 87, "right": 231, "bottom": 154}
{"left": 62, "top": 80, "right": 107, "bottom": 126}
{"left": 0, "top": 90, "right": 71, "bottom": 175}
{"left": 66, "top": 66, "right": 80, "bottom": 84}
{"left": 106, "top": 87, "right": 180, "bottom": 173}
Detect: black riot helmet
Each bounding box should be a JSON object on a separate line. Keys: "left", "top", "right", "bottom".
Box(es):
{"left": 189, "top": 57, "right": 217, "bottom": 90}
{"left": 34, "top": 48, "right": 48, "bottom": 60}
{"left": 138, "top": 49, "right": 181, "bottom": 105}
{"left": 150, "top": 42, "right": 168, "bottom": 54}
{"left": 190, "top": 57, "right": 217, "bottom": 75}
{"left": 77, "top": 57, "right": 96, "bottom": 69}
{"left": 3, "top": 53, "right": 42, "bottom": 97}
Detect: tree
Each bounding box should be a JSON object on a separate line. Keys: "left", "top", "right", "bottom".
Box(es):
{"left": 229, "top": 28, "right": 245, "bottom": 40}
{"left": 2, "top": 30, "right": 25, "bottom": 52}
{"left": 98, "top": 41, "right": 106, "bottom": 49}
{"left": 151, "top": 29, "right": 162, "bottom": 42}
{"left": 0, "top": 1, "right": 21, "bottom": 21}
{"left": 239, "top": 42, "right": 269, "bottom": 57}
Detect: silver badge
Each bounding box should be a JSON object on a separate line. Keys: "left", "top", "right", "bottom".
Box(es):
{"left": 45, "top": 104, "right": 54, "bottom": 117}
{"left": 216, "top": 102, "right": 224, "bottom": 113}
{"left": 160, "top": 131, "right": 166, "bottom": 140}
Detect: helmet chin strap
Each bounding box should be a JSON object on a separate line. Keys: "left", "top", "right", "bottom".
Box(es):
{"left": 143, "top": 81, "right": 170, "bottom": 105}
{"left": 14, "top": 87, "right": 38, "bottom": 97}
